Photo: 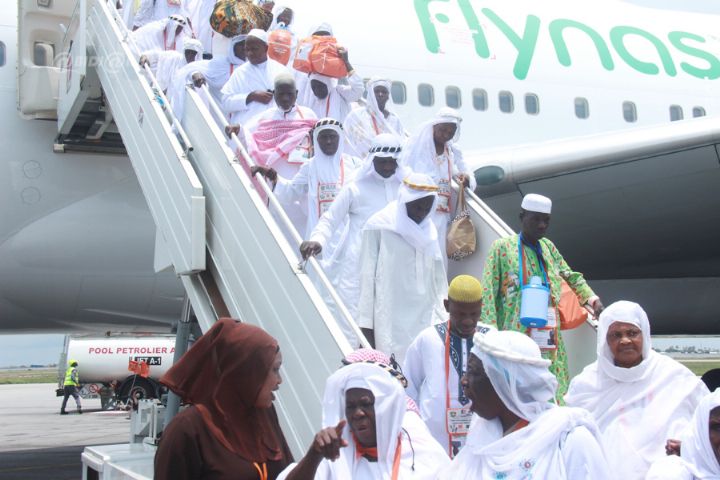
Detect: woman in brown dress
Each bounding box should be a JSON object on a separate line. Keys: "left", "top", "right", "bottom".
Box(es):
{"left": 154, "top": 318, "right": 293, "bottom": 480}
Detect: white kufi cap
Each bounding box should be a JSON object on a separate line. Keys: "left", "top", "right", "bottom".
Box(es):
{"left": 521, "top": 193, "right": 552, "bottom": 214}
{"left": 247, "top": 28, "right": 268, "bottom": 44}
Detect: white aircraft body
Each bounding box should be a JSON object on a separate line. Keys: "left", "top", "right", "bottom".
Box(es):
{"left": 2, "top": 0, "right": 719, "bottom": 334}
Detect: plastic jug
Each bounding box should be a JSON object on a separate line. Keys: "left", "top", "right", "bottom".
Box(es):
{"left": 520, "top": 276, "right": 549, "bottom": 328}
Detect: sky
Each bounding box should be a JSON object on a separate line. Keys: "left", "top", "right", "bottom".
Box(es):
{"left": 0, "top": 334, "right": 65, "bottom": 367}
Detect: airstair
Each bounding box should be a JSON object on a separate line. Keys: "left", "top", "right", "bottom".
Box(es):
{"left": 24, "top": 0, "right": 595, "bottom": 477}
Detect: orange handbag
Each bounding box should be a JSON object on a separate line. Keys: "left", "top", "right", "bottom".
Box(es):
{"left": 558, "top": 279, "right": 589, "bottom": 330}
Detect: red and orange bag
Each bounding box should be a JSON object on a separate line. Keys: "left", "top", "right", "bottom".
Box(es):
{"left": 292, "top": 36, "right": 348, "bottom": 78}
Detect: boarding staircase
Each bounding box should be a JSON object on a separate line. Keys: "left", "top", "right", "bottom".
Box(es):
{"left": 27, "top": 0, "right": 595, "bottom": 475}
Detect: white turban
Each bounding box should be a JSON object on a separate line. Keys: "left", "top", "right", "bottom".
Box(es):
{"left": 182, "top": 38, "right": 204, "bottom": 56}
{"left": 471, "top": 327, "right": 556, "bottom": 421}
{"left": 521, "top": 193, "right": 552, "bottom": 214}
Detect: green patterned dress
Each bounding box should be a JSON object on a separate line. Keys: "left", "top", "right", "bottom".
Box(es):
{"left": 480, "top": 234, "right": 595, "bottom": 399}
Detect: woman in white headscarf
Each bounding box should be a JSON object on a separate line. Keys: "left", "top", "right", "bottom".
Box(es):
{"left": 646, "top": 390, "right": 720, "bottom": 480}
{"left": 400, "top": 107, "right": 476, "bottom": 269}
{"left": 442, "top": 326, "right": 611, "bottom": 479}
{"left": 278, "top": 362, "right": 449, "bottom": 479}
{"left": 357, "top": 172, "right": 447, "bottom": 364}
{"left": 343, "top": 77, "right": 406, "bottom": 158}
{"left": 133, "top": 0, "right": 187, "bottom": 29}
{"left": 565, "top": 301, "right": 709, "bottom": 480}
{"left": 131, "top": 14, "right": 189, "bottom": 55}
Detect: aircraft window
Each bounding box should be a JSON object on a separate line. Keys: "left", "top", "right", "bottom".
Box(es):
{"left": 669, "top": 105, "right": 684, "bottom": 122}
{"left": 574, "top": 97, "right": 589, "bottom": 119}
{"left": 418, "top": 83, "right": 434, "bottom": 107}
{"left": 0, "top": 42, "right": 5, "bottom": 67}
{"left": 472, "top": 88, "right": 488, "bottom": 111}
{"left": 33, "top": 41, "right": 55, "bottom": 67}
{"left": 622, "top": 101, "right": 637, "bottom": 123}
{"left": 499, "top": 91, "right": 514, "bottom": 113}
{"left": 693, "top": 106, "right": 706, "bottom": 118}
{"left": 524, "top": 93, "right": 539, "bottom": 115}
{"left": 445, "top": 86, "right": 461, "bottom": 108}
{"left": 391, "top": 81, "right": 406, "bottom": 105}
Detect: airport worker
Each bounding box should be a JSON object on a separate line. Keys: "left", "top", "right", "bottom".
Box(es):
{"left": 300, "top": 133, "right": 403, "bottom": 321}
{"left": 132, "top": 0, "right": 187, "bottom": 29}
{"left": 440, "top": 326, "right": 612, "bottom": 480}
{"left": 60, "top": 359, "right": 82, "bottom": 415}
{"left": 154, "top": 318, "right": 293, "bottom": 480}
{"left": 276, "top": 362, "right": 450, "bottom": 480}
{"left": 480, "top": 192, "right": 603, "bottom": 399}
{"left": 221, "top": 29, "right": 289, "bottom": 124}
{"left": 298, "top": 49, "right": 363, "bottom": 122}
{"left": 357, "top": 172, "right": 447, "bottom": 364}
{"left": 565, "top": 301, "right": 709, "bottom": 480}
{"left": 130, "top": 14, "right": 189, "bottom": 54}
{"left": 403, "top": 274, "right": 483, "bottom": 458}
{"left": 252, "top": 118, "right": 360, "bottom": 241}
{"left": 343, "top": 77, "right": 406, "bottom": 157}
{"left": 645, "top": 389, "right": 720, "bottom": 480}
{"left": 399, "top": 107, "right": 476, "bottom": 270}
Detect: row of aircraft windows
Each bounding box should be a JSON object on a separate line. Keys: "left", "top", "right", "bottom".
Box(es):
{"left": 388, "top": 82, "right": 708, "bottom": 123}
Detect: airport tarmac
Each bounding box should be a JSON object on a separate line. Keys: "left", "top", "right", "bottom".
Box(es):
{"left": 0, "top": 383, "right": 131, "bottom": 479}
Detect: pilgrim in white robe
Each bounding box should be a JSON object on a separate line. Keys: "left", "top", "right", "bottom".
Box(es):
{"left": 400, "top": 108, "right": 476, "bottom": 271}
{"left": 565, "top": 301, "right": 709, "bottom": 480}
{"left": 299, "top": 72, "right": 364, "bottom": 123}
{"left": 277, "top": 363, "right": 450, "bottom": 480}
{"left": 404, "top": 322, "right": 473, "bottom": 457}
{"left": 203, "top": 35, "right": 245, "bottom": 101}
{"left": 646, "top": 390, "right": 720, "bottom": 479}
{"left": 221, "top": 58, "right": 288, "bottom": 124}
{"left": 130, "top": 16, "right": 187, "bottom": 55}
{"left": 357, "top": 173, "right": 447, "bottom": 364}
{"left": 309, "top": 140, "right": 402, "bottom": 321}
{"left": 343, "top": 77, "right": 406, "bottom": 158}
{"left": 133, "top": 0, "right": 187, "bottom": 29}
{"left": 185, "top": 0, "right": 215, "bottom": 54}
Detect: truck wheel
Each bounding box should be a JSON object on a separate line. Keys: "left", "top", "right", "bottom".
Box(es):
{"left": 118, "top": 377, "right": 158, "bottom": 402}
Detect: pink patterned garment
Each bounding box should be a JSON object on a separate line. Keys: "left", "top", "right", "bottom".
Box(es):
{"left": 246, "top": 118, "right": 316, "bottom": 167}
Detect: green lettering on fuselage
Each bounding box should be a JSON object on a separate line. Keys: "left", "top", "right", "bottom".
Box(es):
{"left": 413, "top": 2, "right": 720, "bottom": 81}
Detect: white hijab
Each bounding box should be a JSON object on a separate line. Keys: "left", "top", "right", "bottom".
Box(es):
{"left": 355, "top": 133, "right": 403, "bottom": 181}
{"left": 565, "top": 301, "right": 709, "bottom": 479}
{"left": 400, "top": 107, "right": 461, "bottom": 177}
{"left": 320, "top": 363, "right": 449, "bottom": 479}
{"left": 204, "top": 35, "right": 246, "bottom": 89}
{"left": 445, "top": 328, "right": 605, "bottom": 479}
{"left": 343, "top": 77, "right": 401, "bottom": 157}
{"left": 680, "top": 390, "right": 720, "bottom": 479}
{"left": 363, "top": 172, "right": 440, "bottom": 259}
{"left": 308, "top": 118, "right": 348, "bottom": 187}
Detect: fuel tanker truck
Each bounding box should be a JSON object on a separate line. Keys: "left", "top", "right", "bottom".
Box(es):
{"left": 56, "top": 334, "right": 177, "bottom": 408}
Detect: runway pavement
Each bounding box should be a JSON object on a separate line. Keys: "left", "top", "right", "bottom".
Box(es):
{"left": 0, "top": 383, "right": 132, "bottom": 479}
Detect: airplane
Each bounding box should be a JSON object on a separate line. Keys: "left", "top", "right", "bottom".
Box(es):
{"left": 2, "top": 0, "right": 718, "bottom": 337}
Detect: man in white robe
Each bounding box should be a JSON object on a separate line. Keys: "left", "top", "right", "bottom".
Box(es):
{"left": 130, "top": 14, "right": 189, "bottom": 55}
{"left": 277, "top": 363, "right": 450, "bottom": 480}
{"left": 185, "top": 0, "right": 215, "bottom": 55}
{"left": 300, "top": 133, "right": 403, "bottom": 321}
{"left": 357, "top": 172, "right": 447, "bottom": 364}
{"left": 400, "top": 107, "right": 476, "bottom": 271}
{"left": 404, "top": 274, "right": 483, "bottom": 458}
{"left": 565, "top": 301, "right": 709, "bottom": 480}
{"left": 298, "top": 48, "right": 363, "bottom": 122}
{"left": 133, "top": 0, "right": 187, "bottom": 29}
{"left": 141, "top": 37, "right": 203, "bottom": 92}
{"left": 221, "top": 29, "right": 288, "bottom": 124}
{"left": 343, "top": 77, "right": 406, "bottom": 158}
{"left": 442, "top": 326, "right": 611, "bottom": 479}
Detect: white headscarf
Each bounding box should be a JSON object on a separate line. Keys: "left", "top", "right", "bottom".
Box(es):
{"left": 307, "top": 21, "right": 333, "bottom": 36}
{"left": 319, "top": 362, "right": 449, "bottom": 479}
{"left": 445, "top": 328, "right": 606, "bottom": 479}
{"left": 680, "top": 390, "right": 720, "bottom": 479}
{"left": 309, "top": 118, "right": 347, "bottom": 187}
{"left": 565, "top": 300, "right": 709, "bottom": 479}
{"left": 363, "top": 172, "right": 440, "bottom": 259}
{"left": 204, "top": 35, "right": 246, "bottom": 90}
{"left": 356, "top": 133, "right": 402, "bottom": 181}
{"left": 182, "top": 37, "right": 204, "bottom": 59}
{"left": 269, "top": 4, "right": 294, "bottom": 31}
{"left": 131, "top": 15, "right": 189, "bottom": 54}
{"left": 400, "top": 107, "right": 461, "bottom": 175}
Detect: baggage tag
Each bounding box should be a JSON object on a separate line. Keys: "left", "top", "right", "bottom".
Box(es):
{"left": 529, "top": 327, "right": 557, "bottom": 351}
{"left": 546, "top": 305, "right": 557, "bottom": 328}
{"left": 446, "top": 407, "right": 473, "bottom": 436}
{"left": 317, "top": 182, "right": 340, "bottom": 217}
{"left": 436, "top": 177, "right": 451, "bottom": 213}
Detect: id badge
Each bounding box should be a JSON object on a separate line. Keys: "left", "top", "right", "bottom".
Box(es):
{"left": 546, "top": 306, "right": 557, "bottom": 328}
{"left": 288, "top": 137, "right": 312, "bottom": 165}
{"left": 436, "top": 178, "right": 451, "bottom": 213}
{"left": 529, "top": 327, "right": 557, "bottom": 351}
{"left": 446, "top": 407, "right": 473, "bottom": 435}
{"left": 317, "top": 183, "right": 339, "bottom": 217}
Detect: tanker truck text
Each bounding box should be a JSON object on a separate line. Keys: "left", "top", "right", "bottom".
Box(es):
{"left": 88, "top": 346, "right": 176, "bottom": 355}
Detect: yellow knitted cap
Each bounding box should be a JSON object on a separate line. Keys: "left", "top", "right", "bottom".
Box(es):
{"left": 448, "top": 275, "right": 483, "bottom": 303}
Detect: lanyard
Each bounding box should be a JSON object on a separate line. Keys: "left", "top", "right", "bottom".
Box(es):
{"left": 390, "top": 436, "right": 402, "bottom": 480}
{"left": 163, "top": 30, "right": 176, "bottom": 51}
{"left": 325, "top": 95, "right": 331, "bottom": 117}
{"left": 230, "top": 63, "right": 234, "bottom": 76}
{"left": 253, "top": 462, "right": 268, "bottom": 480}
{"left": 517, "top": 233, "right": 548, "bottom": 287}
{"left": 443, "top": 324, "right": 453, "bottom": 454}
{"left": 370, "top": 112, "right": 380, "bottom": 135}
